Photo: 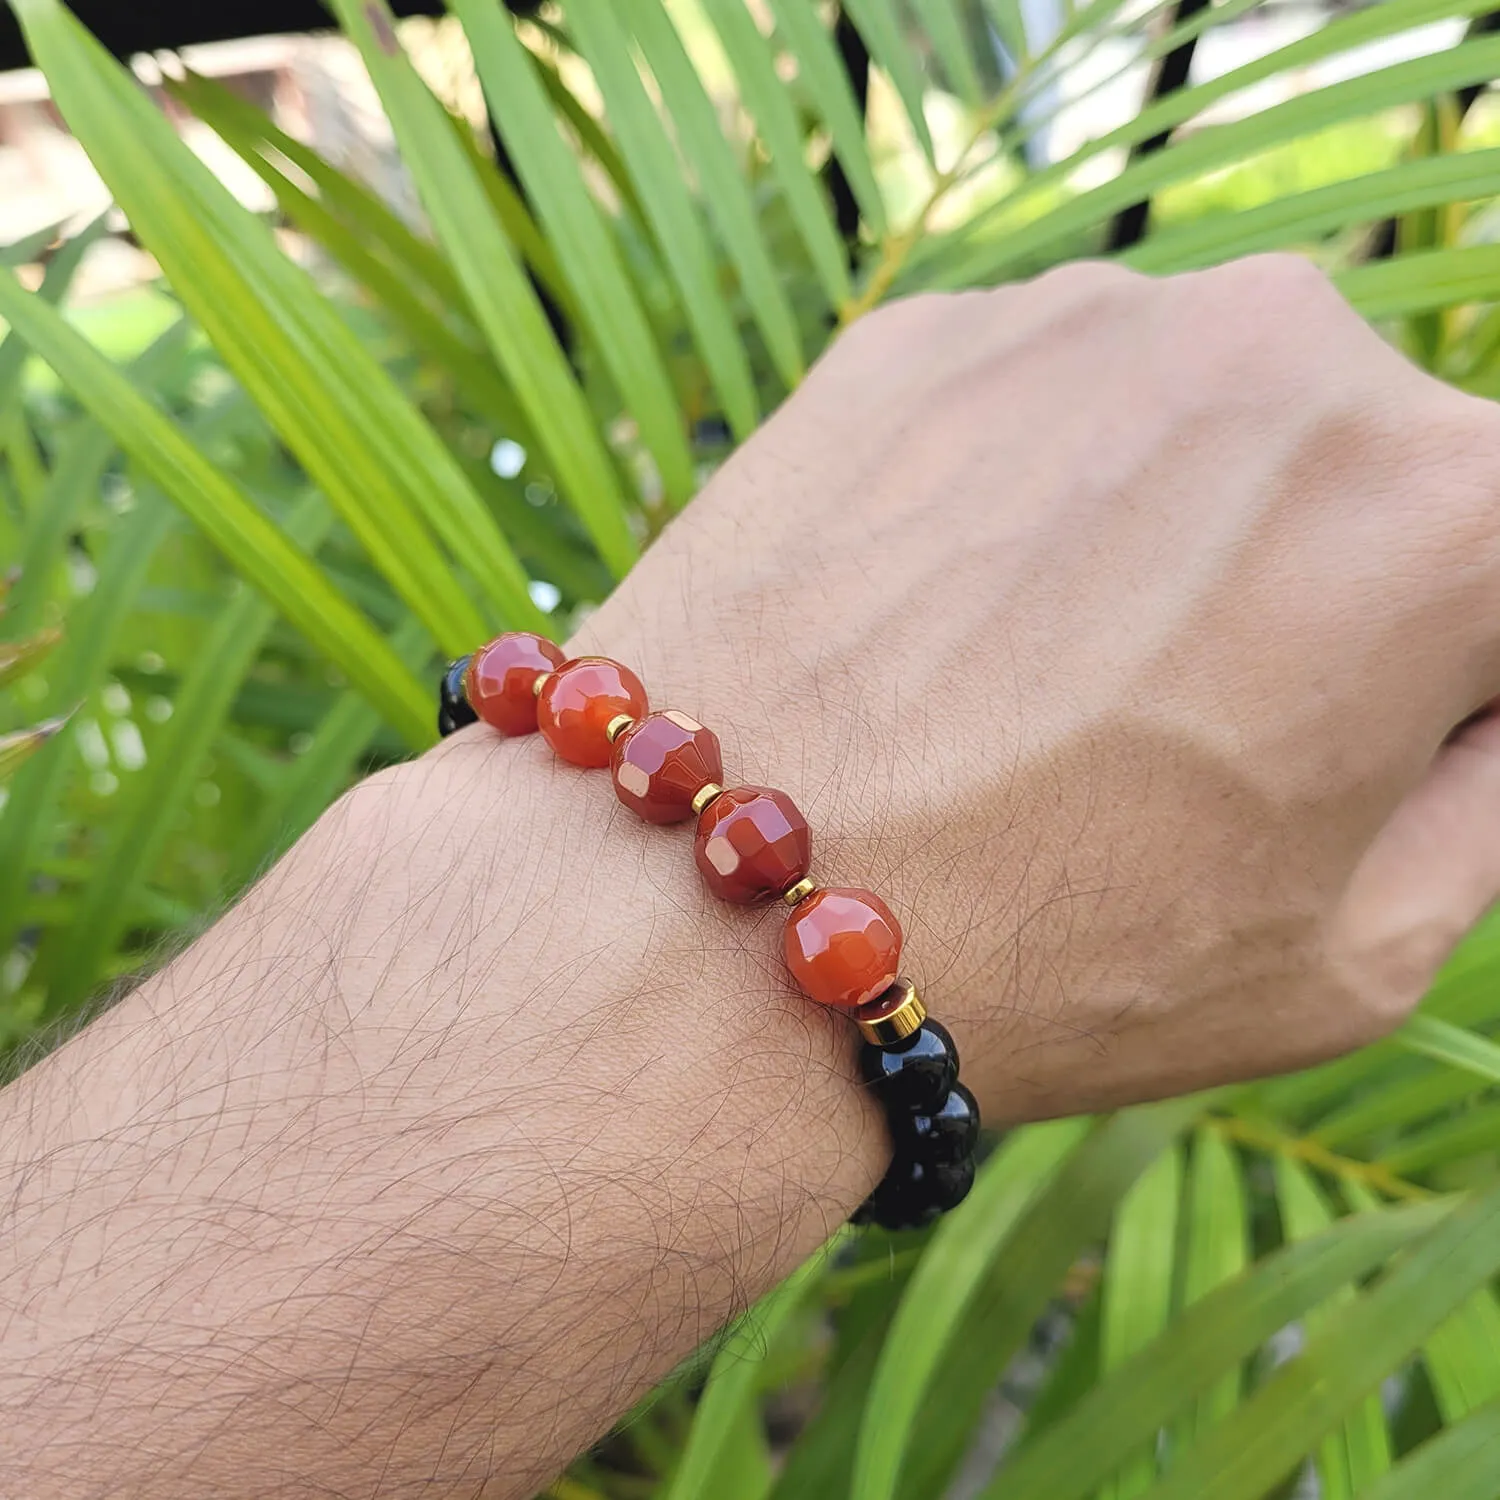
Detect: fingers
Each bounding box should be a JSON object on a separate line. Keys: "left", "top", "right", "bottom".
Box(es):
{"left": 1330, "top": 710, "right": 1500, "bottom": 1031}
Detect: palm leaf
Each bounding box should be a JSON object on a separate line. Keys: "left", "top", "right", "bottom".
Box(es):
{"left": 1132, "top": 1178, "right": 1500, "bottom": 1500}
{"left": 980, "top": 1198, "right": 1455, "bottom": 1500}
{"left": 0, "top": 715, "right": 70, "bottom": 782}
{"left": 4, "top": 324, "right": 190, "bottom": 636}
{"left": 318, "top": 0, "right": 641, "bottom": 579}
{"left": 166, "top": 68, "right": 469, "bottom": 312}
{"left": 618, "top": 0, "right": 806, "bottom": 390}
{"left": 229, "top": 617, "right": 433, "bottom": 892}
{"left": 0, "top": 267, "right": 431, "bottom": 744}
{"left": 1274, "top": 1159, "right": 1391, "bottom": 1497}
{"left": 1175, "top": 1129, "right": 1248, "bottom": 1440}
{"left": 1340, "top": 246, "right": 1500, "bottom": 322}
{"left": 1357, "top": 1399, "right": 1500, "bottom": 1500}
{"left": 852, "top": 1118, "right": 1094, "bottom": 1500}
{"left": 1384, "top": 1103, "right": 1500, "bottom": 1176}
{"left": 34, "top": 498, "right": 335, "bottom": 1010}
{"left": 450, "top": 0, "right": 697, "bottom": 508}
{"left": 0, "top": 210, "right": 105, "bottom": 414}
{"left": 839, "top": 0, "right": 939, "bottom": 165}
{"left": 859, "top": 1103, "right": 1206, "bottom": 1500}
{"left": 561, "top": 0, "right": 762, "bottom": 438}
{"left": 910, "top": 0, "right": 1500, "bottom": 290}
{"left": 1127, "top": 150, "right": 1500, "bottom": 274}
{"left": 1397, "top": 1013, "right": 1500, "bottom": 1087}
{"left": 663, "top": 1236, "right": 841, "bottom": 1500}
{"left": 1098, "top": 1145, "right": 1183, "bottom": 1496}
{"left": 0, "top": 489, "right": 175, "bottom": 963}
{"left": 0, "top": 626, "right": 60, "bottom": 688}
{"left": 910, "top": 0, "right": 985, "bottom": 108}
{"left": 13, "top": 0, "right": 541, "bottom": 646}
{"left": 765, "top": 0, "right": 887, "bottom": 236}
{"left": 695, "top": 0, "right": 852, "bottom": 308}
{"left": 167, "top": 71, "right": 530, "bottom": 438}
{"left": 1423, "top": 1289, "right": 1500, "bottom": 1424}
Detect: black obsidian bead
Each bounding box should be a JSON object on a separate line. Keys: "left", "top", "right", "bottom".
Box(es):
{"left": 856, "top": 1153, "right": 976, "bottom": 1232}
{"left": 858, "top": 1019, "right": 958, "bottom": 1114}
{"left": 908, "top": 1083, "right": 980, "bottom": 1164}
{"left": 438, "top": 655, "right": 478, "bottom": 738}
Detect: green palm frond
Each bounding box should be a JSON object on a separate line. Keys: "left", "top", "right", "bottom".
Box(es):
{"left": 0, "top": 712, "right": 68, "bottom": 781}
{"left": 6, "top": 0, "right": 1500, "bottom": 1490}
{"left": 0, "top": 564, "right": 67, "bottom": 783}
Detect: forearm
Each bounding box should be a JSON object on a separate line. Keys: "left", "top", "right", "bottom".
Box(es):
{"left": 0, "top": 732, "right": 884, "bottom": 1499}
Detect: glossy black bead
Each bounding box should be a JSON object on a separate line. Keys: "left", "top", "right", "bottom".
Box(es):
{"left": 856, "top": 1153, "right": 976, "bottom": 1232}
{"left": 904, "top": 1083, "right": 980, "bottom": 1165}
{"left": 858, "top": 1019, "right": 958, "bottom": 1115}
{"left": 438, "top": 655, "right": 478, "bottom": 738}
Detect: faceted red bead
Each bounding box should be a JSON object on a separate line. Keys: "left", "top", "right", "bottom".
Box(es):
{"left": 784, "top": 888, "right": 903, "bottom": 1009}
{"left": 537, "top": 656, "right": 649, "bottom": 768}
{"left": 694, "top": 787, "right": 811, "bottom": 904}
{"left": 612, "top": 711, "right": 724, "bottom": 824}
{"left": 467, "top": 632, "right": 565, "bottom": 736}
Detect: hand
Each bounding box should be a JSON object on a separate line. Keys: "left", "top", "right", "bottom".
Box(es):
{"left": 570, "top": 253, "right": 1500, "bottom": 1120}
{"left": 9, "top": 256, "right": 1499, "bottom": 1500}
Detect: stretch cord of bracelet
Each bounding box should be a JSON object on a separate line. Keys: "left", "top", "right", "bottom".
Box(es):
{"left": 437, "top": 635, "right": 980, "bottom": 1231}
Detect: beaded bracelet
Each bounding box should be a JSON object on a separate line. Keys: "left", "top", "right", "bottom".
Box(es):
{"left": 438, "top": 635, "right": 979, "bottom": 1231}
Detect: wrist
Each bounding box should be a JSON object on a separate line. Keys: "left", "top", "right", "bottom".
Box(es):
{"left": 1, "top": 729, "right": 887, "bottom": 1497}
{"left": 437, "top": 616, "right": 984, "bottom": 1232}
{"left": 416, "top": 724, "right": 890, "bottom": 1206}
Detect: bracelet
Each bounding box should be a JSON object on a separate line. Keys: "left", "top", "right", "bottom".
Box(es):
{"left": 438, "top": 635, "right": 979, "bottom": 1231}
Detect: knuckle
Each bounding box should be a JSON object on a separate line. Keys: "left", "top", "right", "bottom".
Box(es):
{"left": 858, "top": 290, "right": 952, "bottom": 338}
{"left": 1430, "top": 384, "right": 1500, "bottom": 461}
{"left": 1212, "top": 251, "right": 1339, "bottom": 308}
{"left": 1028, "top": 257, "right": 1141, "bottom": 303}
{"left": 825, "top": 291, "right": 954, "bottom": 368}
{"left": 1321, "top": 914, "right": 1448, "bottom": 1048}
{"left": 1400, "top": 392, "right": 1500, "bottom": 618}
{"left": 1166, "top": 254, "right": 1356, "bottom": 383}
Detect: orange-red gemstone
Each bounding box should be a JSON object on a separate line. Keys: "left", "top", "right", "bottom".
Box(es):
{"left": 467, "top": 632, "right": 566, "bottom": 736}
{"left": 694, "top": 787, "right": 811, "bottom": 904}
{"left": 784, "top": 888, "right": 903, "bottom": 1008}
{"left": 538, "top": 656, "right": 649, "bottom": 768}
{"left": 612, "top": 711, "right": 723, "bottom": 824}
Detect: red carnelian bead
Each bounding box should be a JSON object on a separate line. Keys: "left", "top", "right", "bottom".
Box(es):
{"left": 538, "top": 656, "right": 649, "bottom": 768}
{"left": 467, "top": 632, "right": 566, "bottom": 736}
{"left": 613, "top": 712, "right": 723, "bottom": 824}
{"left": 694, "top": 787, "right": 811, "bottom": 904}
{"left": 784, "top": 888, "right": 903, "bottom": 1009}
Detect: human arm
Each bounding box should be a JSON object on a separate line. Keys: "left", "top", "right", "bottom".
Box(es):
{"left": 5, "top": 258, "right": 1500, "bottom": 1498}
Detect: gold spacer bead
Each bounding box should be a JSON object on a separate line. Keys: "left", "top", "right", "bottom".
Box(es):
{"left": 781, "top": 876, "right": 818, "bottom": 907}
{"left": 605, "top": 714, "right": 636, "bottom": 744}
{"left": 532, "top": 671, "right": 551, "bottom": 699}
{"left": 690, "top": 781, "right": 725, "bottom": 817}
{"left": 854, "top": 979, "right": 927, "bottom": 1046}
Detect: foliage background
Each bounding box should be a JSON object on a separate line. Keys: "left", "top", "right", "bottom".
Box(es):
{"left": 6, "top": 0, "right": 1500, "bottom": 1495}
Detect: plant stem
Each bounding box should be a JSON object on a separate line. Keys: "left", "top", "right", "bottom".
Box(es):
{"left": 1206, "top": 1113, "right": 1433, "bottom": 1203}
{"left": 836, "top": 0, "right": 1135, "bottom": 324}
{"left": 822, "top": 1247, "right": 925, "bottom": 1298}
{"left": 544, "top": 1477, "right": 607, "bottom": 1500}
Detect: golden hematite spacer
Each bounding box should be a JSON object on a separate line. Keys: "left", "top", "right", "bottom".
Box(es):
{"left": 690, "top": 781, "right": 725, "bottom": 817}
{"left": 854, "top": 979, "right": 927, "bottom": 1046}
{"left": 532, "top": 671, "right": 552, "bottom": 699}
{"left": 605, "top": 714, "right": 636, "bottom": 744}
{"left": 780, "top": 876, "right": 818, "bottom": 907}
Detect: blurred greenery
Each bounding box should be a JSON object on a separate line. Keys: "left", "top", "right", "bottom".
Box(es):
{"left": 5, "top": 0, "right": 1500, "bottom": 1495}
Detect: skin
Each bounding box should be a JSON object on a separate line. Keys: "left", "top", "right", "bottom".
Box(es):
{"left": 5, "top": 257, "right": 1500, "bottom": 1498}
